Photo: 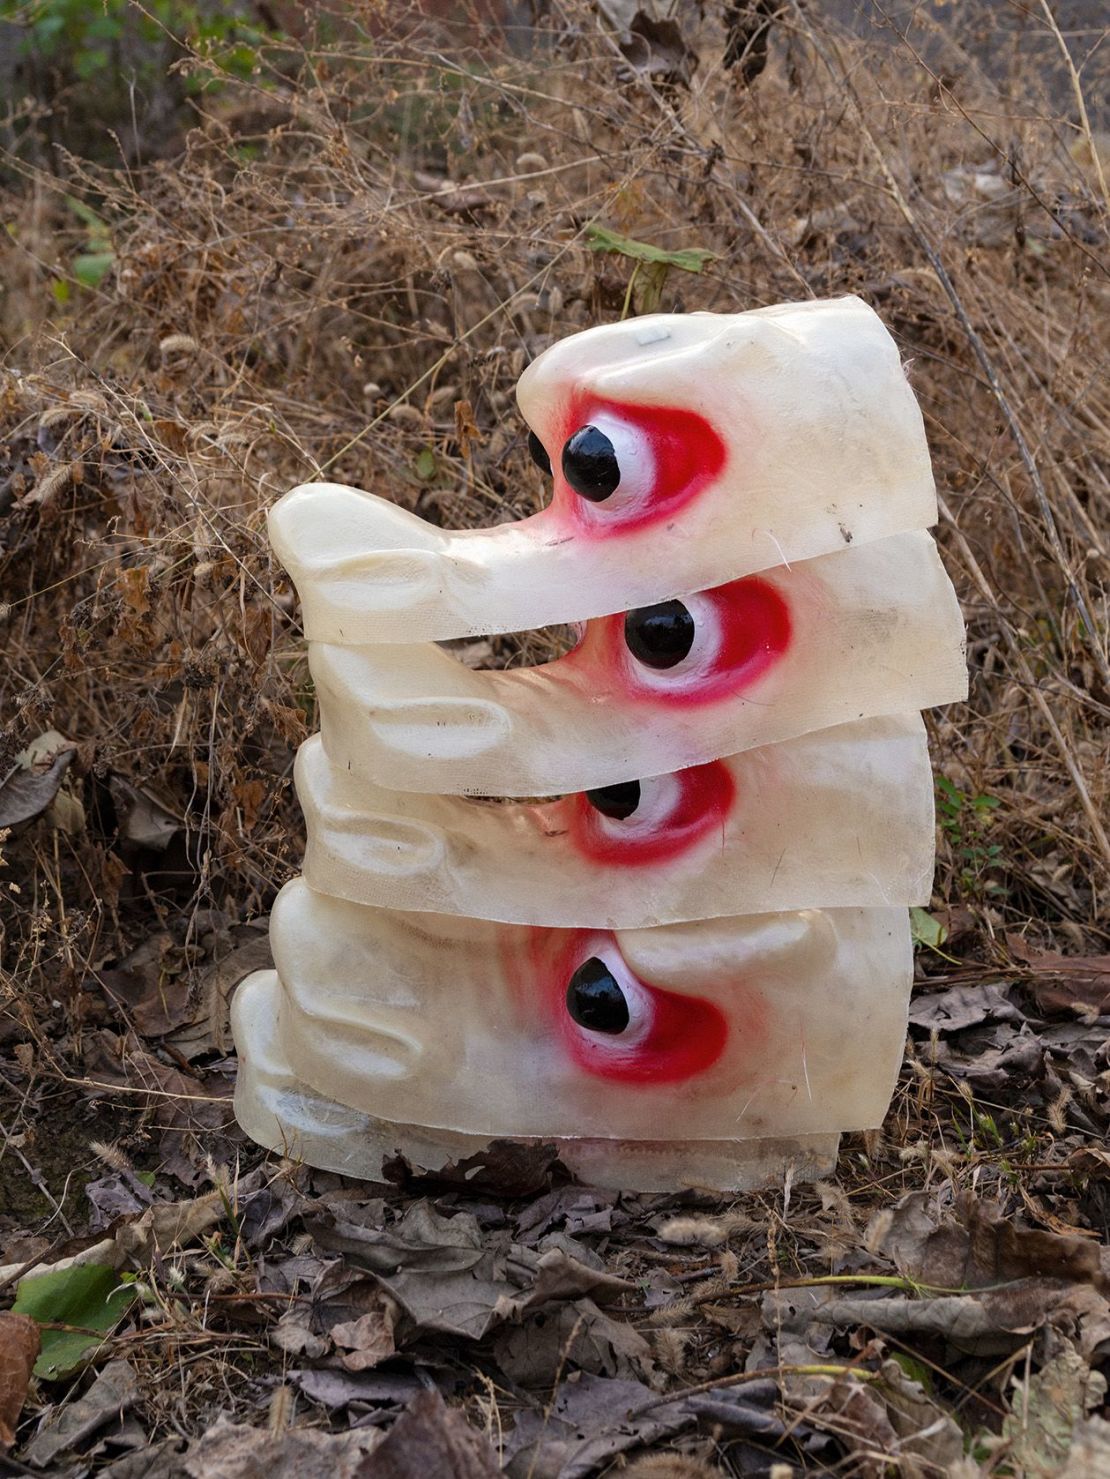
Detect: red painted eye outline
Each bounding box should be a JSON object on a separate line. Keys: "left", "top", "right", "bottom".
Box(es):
{"left": 538, "top": 397, "right": 727, "bottom": 537}
{"left": 570, "top": 575, "right": 792, "bottom": 707}
{"left": 564, "top": 760, "right": 736, "bottom": 866}
{"left": 553, "top": 934, "right": 728, "bottom": 1085}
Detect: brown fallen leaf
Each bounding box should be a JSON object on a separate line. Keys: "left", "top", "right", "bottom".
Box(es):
{"left": 356, "top": 1388, "right": 500, "bottom": 1478}
{"left": 165, "top": 930, "right": 273, "bottom": 1058}
{"left": 183, "top": 1415, "right": 381, "bottom": 1478}
{"left": 309, "top": 1201, "right": 511, "bottom": 1342}
{"left": 0, "top": 1311, "right": 40, "bottom": 1446}
{"left": 493, "top": 1297, "right": 654, "bottom": 1387}
{"left": 331, "top": 1288, "right": 398, "bottom": 1371}
{"left": 23, "top": 1359, "right": 137, "bottom": 1469}
{"left": 1006, "top": 936, "right": 1110, "bottom": 1015}
{"left": 866, "top": 1190, "right": 1104, "bottom": 1292}
{"left": 1001, "top": 1337, "right": 1106, "bottom": 1479}
{"left": 503, "top": 1246, "right": 634, "bottom": 1317}
{"left": 0, "top": 743, "right": 75, "bottom": 830}
{"left": 382, "top": 1138, "right": 568, "bottom": 1198}
{"left": 1017, "top": 1184, "right": 1102, "bottom": 1241}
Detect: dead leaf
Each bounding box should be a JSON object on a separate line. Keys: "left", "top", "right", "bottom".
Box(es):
{"left": 355, "top": 1389, "right": 499, "bottom": 1478}
{"left": 182, "top": 1416, "right": 381, "bottom": 1478}
{"left": 875, "top": 1357, "right": 965, "bottom": 1471}
{"left": 1007, "top": 936, "right": 1110, "bottom": 1015}
{"left": 309, "top": 1201, "right": 515, "bottom": 1341}
{"left": 86, "top": 1172, "right": 155, "bottom": 1232}
{"left": 907, "top": 981, "right": 1020, "bottom": 1033}
{"left": 270, "top": 1304, "right": 329, "bottom": 1359}
{"left": 24, "top": 1359, "right": 137, "bottom": 1468}
{"left": 514, "top": 1187, "right": 619, "bottom": 1244}
{"left": 1062, "top": 1414, "right": 1110, "bottom": 1476}
{"left": 289, "top": 1368, "right": 425, "bottom": 1410}
{"left": 619, "top": 13, "right": 697, "bottom": 88}
{"left": 1002, "top": 1338, "right": 1107, "bottom": 1477}
{"left": 0, "top": 1312, "right": 40, "bottom": 1446}
{"left": 504, "top": 1373, "right": 694, "bottom": 1479}
{"left": 382, "top": 1139, "right": 568, "bottom": 1198}
{"left": 108, "top": 776, "right": 181, "bottom": 851}
{"left": 493, "top": 1297, "right": 653, "bottom": 1387}
{"left": 165, "top": 930, "right": 273, "bottom": 1059}
{"left": 867, "top": 1191, "right": 1104, "bottom": 1291}
{"left": 331, "top": 1288, "right": 398, "bottom": 1371}
{"left": 504, "top": 1245, "right": 634, "bottom": 1316}
{"left": 0, "top": 744, "right": 75, "bottom": 829}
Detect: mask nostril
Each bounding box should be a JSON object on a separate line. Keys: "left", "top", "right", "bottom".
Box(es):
{"left": 562, "top": 424, "right": 620, "bottom": 500}
{"left": 527, "top": 429, "right": 552, "bottom": 475}
{"left": 566, "top": 957, "right": 630, "bottom": 1034}
{"left": 624, "top": 600, "right": 695, "bottom": 669}
{"left": 585, "top": 780, "right": 641, "bottom": 820}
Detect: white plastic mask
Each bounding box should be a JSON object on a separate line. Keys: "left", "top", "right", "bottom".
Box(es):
{"left": 233, "top": 296, "right": 966, "bottom": 1190}
{"left": 269, "top": 297, "right": 936, "bottom": 644}
{"left": 311, "top": 530, "right": 966, "bottom": 797}
{"left": 232, "top": 881, "right": 913, "bottom": 1144}
{"left": 296, "top": 714, "right": 935, "bottom": 927}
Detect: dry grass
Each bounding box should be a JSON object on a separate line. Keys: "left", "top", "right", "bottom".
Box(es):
{"left": 0, "top": 0, "right": 1103, "bottom": 1073}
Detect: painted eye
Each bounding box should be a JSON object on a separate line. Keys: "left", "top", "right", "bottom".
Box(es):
{"left": 599, "top": 579, "right": 791, "bottom": 706}
{"left": 585, "top": 780, "right": 640, "bottom": 820}
{"left": 566, "top": 957, "right": 630, "bottom": 1034}
{"left": 624, "top": 600, "right": 695, "bottom": 669}
{"left": 562, "top": 424, "right": 619, "bottom": 500}
{"left": 551, "top": 937, "right": 729, "bottom": 1084}
{"left": 527, "top": 430, "right": 552, "bottom": 475}
{"left": 549, "top": 400, "right": 725, "bottom": 533}
{"left": 569, "top": 765, "right": 733, "bottom": 867}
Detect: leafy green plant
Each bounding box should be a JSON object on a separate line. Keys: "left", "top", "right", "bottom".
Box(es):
{"left": 12, "top": 1263, "right": 136, "bottom": 1380}
{"left": 585, "top": 224, "right": 717, "bottom": 315}
{"left": 936, "top": 775, "right": 1003, "bottom": 898}
{"left": 4, "top": 0, "right": 263, "bottom": 84}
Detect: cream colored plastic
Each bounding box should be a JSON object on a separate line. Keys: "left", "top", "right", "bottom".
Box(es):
{"left": 232, "top": 991, "right": 841, "bottom": 1192}
{"left": 233, "top": 299, "right": 965, "bottom": 1192}
{"left": 269, "top": 298, "right": 936, "bottom": 644}
{"left": 296, "top": 715, "right": 935, "bottom": 926}
{"left": 312, "top": 530, "right": 967, "bottom": 797}
{"left": 232, "top": 882, "right": 913, "bottom": 1144}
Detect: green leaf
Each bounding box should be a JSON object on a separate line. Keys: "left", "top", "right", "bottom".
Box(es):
{"left": 13, "top": 1264, "right": 136, "bottom": 1380}
{"left": 73, "top": 251, "right": 114, "bottom": 288}
{"left": 51, "top": 277, "right": 71, "bottom": 304}
{"left": 585, "top": 224, "right": 716, "bottom": 274}
{"left": 910, "top": 907, "right": 948, "bottom": 951}
{"left": 414, "top": 447, "right": 437, "bottom": 482}
{"left": 64, "top": 195, "right": 110, "bottom": 236}
{"left": 889, "top": 1351, "right": 935, "bottom": 1392}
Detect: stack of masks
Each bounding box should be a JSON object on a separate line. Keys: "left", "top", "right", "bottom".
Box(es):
{"left": 232, "top": 297, "right": 967, "bottom": 1191}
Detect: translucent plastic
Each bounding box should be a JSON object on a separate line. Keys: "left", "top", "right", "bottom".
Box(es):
{"left": 297, "top": 715, "right": 936, "bottom": 926}
{"left": 232, "top": 1016, "right": 840, "bottom": 1191}
{"left": 233, "top": 297, "right": 965, "bottom": 1190}
{"left": 312, "top": 530, "right": 967, "bottom": 797}
{"left": 231, "top": 882, "right": 914, "bottom": 1144}
{"left": 269, "top": 298, "right": 937, "bottom": 644}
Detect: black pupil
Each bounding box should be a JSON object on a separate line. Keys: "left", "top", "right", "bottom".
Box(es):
{"left": 585, "top": 780, "right": 641, "bottom": 820}
{"left": 566, "top": 958, "right": 629, "bottom": 1034}
{"left": 562, "top": 424, "right": 620, "bottom": 501}
{"left": 528, "top": 430, "right": 552, "bottom": 475}
{"left": 624, "top": 600, "right": 695, "bottom": 669}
